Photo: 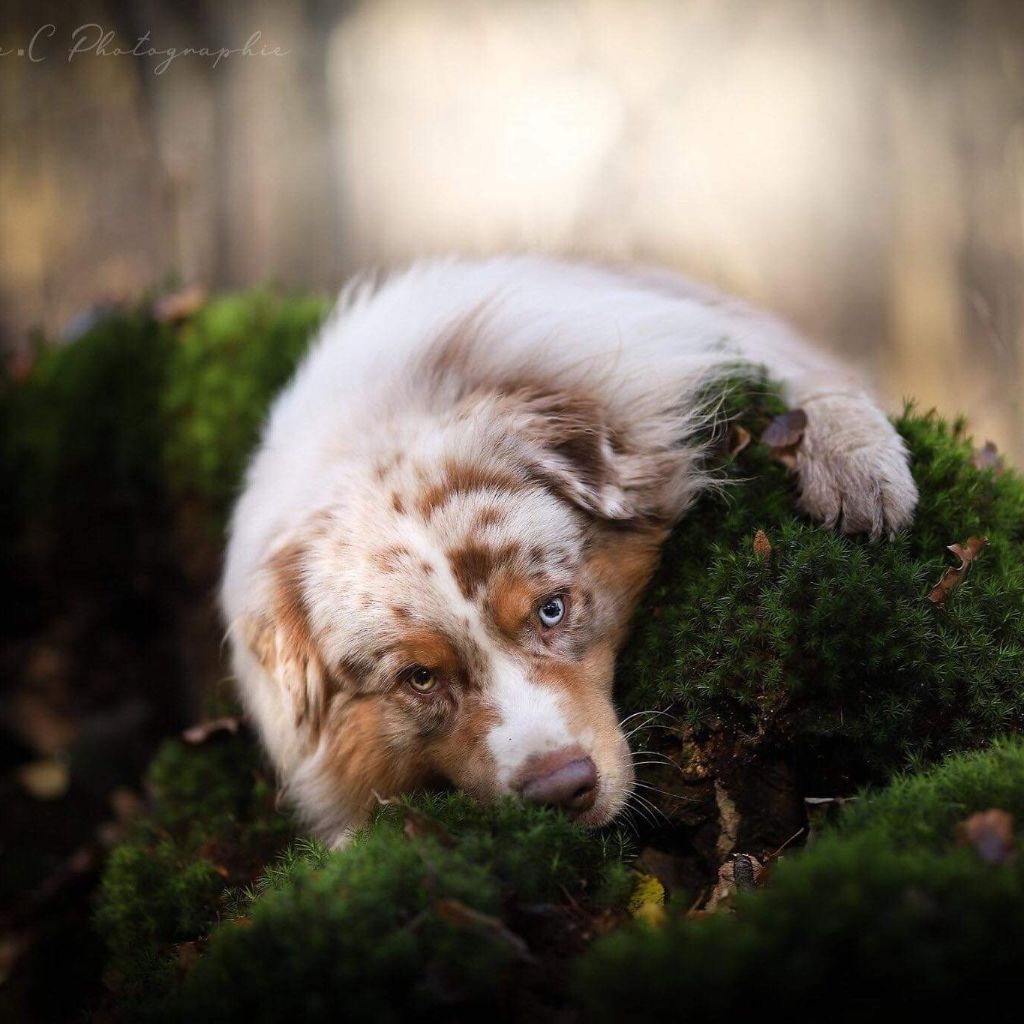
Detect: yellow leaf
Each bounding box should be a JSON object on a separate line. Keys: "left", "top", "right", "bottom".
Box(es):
{"left": 628, "top": 873, "right": 667, "bottom": 928}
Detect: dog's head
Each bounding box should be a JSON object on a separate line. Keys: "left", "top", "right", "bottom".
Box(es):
{"left": 241, "top": 387, "right": 677, "bottom": 840}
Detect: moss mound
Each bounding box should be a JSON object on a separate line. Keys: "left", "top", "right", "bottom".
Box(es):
{"left": 621, "top": 388, "right": 1024, "bottom": 779}
{"left": 97, "top": 732, "right": 632, "bottom": 1022}
{"left": 99, "top": 734, "right": 1024, "bottom": 1020}
{"left": 577, "top": 738, "right": 1024, "bottom": 1018}
{"left": 4, "top": 292, "right": 1024, "bottom": 1018}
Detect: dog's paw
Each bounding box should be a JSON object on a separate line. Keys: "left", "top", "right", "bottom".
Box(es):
{"left": 791, "top": 392, "right": 918, "bottom": 540}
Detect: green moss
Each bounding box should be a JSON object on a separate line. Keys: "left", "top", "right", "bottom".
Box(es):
{"left": 99, "top": 755, "right": 631, "bottom": 1022}
{"left": 8, "top": 296, "right": 1024, "bottom": 1017}
{"left": 96, "top": 840, "right": 223, "bottom": 983}
{"left": 94, "top": 734, "right": 293, "bottom": 1012}
{"left": 161, "top": 292, "right": 328, "bottom": 526}
{"left": 1, "top": 310, "right": 175, "bottom": 615}
{"left": 145, "top": 732, "right": 267, "bottom": 832}
{"left": 1, "top": 289, "right": 326, "bottom": 582}
{"left": 576, "top": 739, "right": 1024, "bottom": 1017}
{"left": 183, "top": 833, "right": 508, "bottom": 1023}
{"left": 620, "top": 387, "right": 1024, "bottom": 775}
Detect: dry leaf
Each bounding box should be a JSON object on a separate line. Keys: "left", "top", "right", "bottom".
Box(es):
{"left": 628, "top": 873, "right": 667, "bottom": 928}
{"left": 17, "top": 758, "right": 70, "bottom": 800}
{"left": 399, "top": 806, "right": 456, "bottom": 847}
{"left": 752, "top": 529, "right": 772, "bottom": 560}
{"left": 971, "top": 441, "right": 1005, "bottom": 475}
{"left": 804, "top": 796, "right": 854, "bottom": 842}
{"left": 154, "top": 285, "right": 207, "bottom": 324}
{"left": 927, "top": 536, "right": 989, "bottom": 607}
{"left": 175, "top": 940, "right": 202, "bottom": 977}
{"left": 761, "top": 409, "right": 808, "bottom": 469}
{"left": 728, "top": 424, "right": 752, "bottom": 458}
{"left": 956, "top": 809, "right": 1017, "bottom": 865}
{"left": 182, "top": 716, "right": 241, "bottom": 745}
{"left": 761, "top": 409, "right": 808, "bottom": 448}
{"left": 0, "top": 931, "right": 32, "bottom": 986}
{"left": 432, "top": 898, "right": 534, "bottom": 960}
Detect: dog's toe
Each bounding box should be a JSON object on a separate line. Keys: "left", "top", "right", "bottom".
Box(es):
{"left": 794, "top": 394, "right": 918, "bottom": 540}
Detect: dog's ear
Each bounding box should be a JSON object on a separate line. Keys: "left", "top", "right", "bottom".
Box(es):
{"left": 241, "top": 544, "right": 326, "bottom": 732}
{"left": 509, "top": 391, "right": 677, "bottom": 523}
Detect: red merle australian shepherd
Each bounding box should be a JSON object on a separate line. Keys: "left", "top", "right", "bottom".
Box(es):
{"left": 221, "top": 257, "right": 917, "bottom": 846}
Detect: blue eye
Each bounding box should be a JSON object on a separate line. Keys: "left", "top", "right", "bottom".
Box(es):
{"left": 538, "top": 596, "right": 566, "bottom": 627}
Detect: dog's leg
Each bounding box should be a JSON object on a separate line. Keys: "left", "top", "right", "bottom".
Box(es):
{"left": 714, "top": 322, "right": 918, "bottom": 539}
{"left": 623, "top": 266, "right": 917, "bottom": 537}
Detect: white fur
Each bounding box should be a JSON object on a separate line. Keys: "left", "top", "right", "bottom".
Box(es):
{"left": 485, "top": 652, "right": 575, "bottom": 790}
{"left": 222, "top": 255, "right": 918, "bottom": 840}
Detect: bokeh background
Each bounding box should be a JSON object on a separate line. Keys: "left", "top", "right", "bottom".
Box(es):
{"left": 2, "top": 0, "right": 1022, "bottom": 459}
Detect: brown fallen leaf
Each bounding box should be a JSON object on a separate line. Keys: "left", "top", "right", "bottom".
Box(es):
{"left": 760, "top": 409, "right": 808, "bottom": 469}
{"left": 728, "top": 424, "right": 752, "bottom": 458}
{"left": 804, "top": 796, "right": 855, "bottom": 842}
{"left": 0, "top": 931, "right": 33, "bottom": 986}
{"left": 761, "top": 409, "right": 808, "bottom": 448}
{"left": 17, "top": 758, "right": 70, "bottom": 800}
{"left": 398, "top": 805, "right": 456, "bottom": 847}
{"left": 432, "top": 899, "right": 535, "bottom": 961}
{"left": 971, "top": 441, "right": 1005, "bottom": 476}
{"left": 956, "top": 808, "right": 1017, "bottom": 865}
{"left": 752, "top": 529, "right": 772, "bottom": 560}
{"left": 927, "top": 536, "right": 989, "bottom": 607}
{"left": 153, "top": 284, "right": 207, "bottom": 324}
{"left": 182, "top": 716, "right": 241, "bottom": 745}
{"left": 175, "top": 940, "right": 203, "bottom": 977}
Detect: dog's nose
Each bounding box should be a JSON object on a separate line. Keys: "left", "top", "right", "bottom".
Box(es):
{"left": 518, "top": 748, "right": 598, "bottom": 812}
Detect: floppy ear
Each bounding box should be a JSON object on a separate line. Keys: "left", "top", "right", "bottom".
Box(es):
{"left": 241, "top": 544, "right": 326, "bottom": 733}
{"left": 508, "top": 391, "right": 681, "bottom": 524}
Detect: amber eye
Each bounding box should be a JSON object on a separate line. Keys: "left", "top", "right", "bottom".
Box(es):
{"left": 408, "top": 666, "right": 437, "bottom": 693}
{"left": 538, "top": 595, "right": 566, "bottom": 628}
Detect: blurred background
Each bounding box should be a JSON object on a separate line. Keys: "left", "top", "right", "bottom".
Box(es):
{"left": 2, "top": 0, "right": 1022, "bottom": 457}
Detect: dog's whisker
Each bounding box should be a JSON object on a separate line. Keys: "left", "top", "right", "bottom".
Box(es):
{"left": 618, "top": 709, "right": 678, "bottom": 729}
{"left": 634, "top": 793, "right": 670, "bottom": 825}
{"left": 623, "top": 721, "right": 677, "bottom": 741}
{"left": 634, "top": 781, "right": 694, "bottom": 804}
{"left": 630, "top": 752, "right": 683, "bottom": 769}
{"left": 618, "top": 805, "right": 641, "bottom": 838}
{"left": 630, "top": 791, "right": 670, "bottom": 826}
{"left": 629, "top": 800, "right": 657, "bottom": 829}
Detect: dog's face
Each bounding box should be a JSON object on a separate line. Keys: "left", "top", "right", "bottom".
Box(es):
{"left": 243, "top": 388, "right": 669, "bottom": 838}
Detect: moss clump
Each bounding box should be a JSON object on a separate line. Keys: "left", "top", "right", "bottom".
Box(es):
{"left": 2, "top": 290, "right": 327, "bottom": 575}
{"left": 620, "top": 384, "right": 1024, "bottom": 777}
{"left": 180, "top": 798, "right": 629, "bottom": 1023}
{"left": 161, "top": 292, "right": 328, "bottom": 527}
{"left": 576, "top": 738, "right": 1024, "bottom": 1018}
{"left": 95, "top": 734, "right": 293, "bottom": 1013}
{"left": 98, "top": 737, "right": 631, "bottom": 1022}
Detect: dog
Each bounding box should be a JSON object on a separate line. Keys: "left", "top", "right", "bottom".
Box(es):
{"left": 221, "top": 256, "right": 917, "bottom": 846}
